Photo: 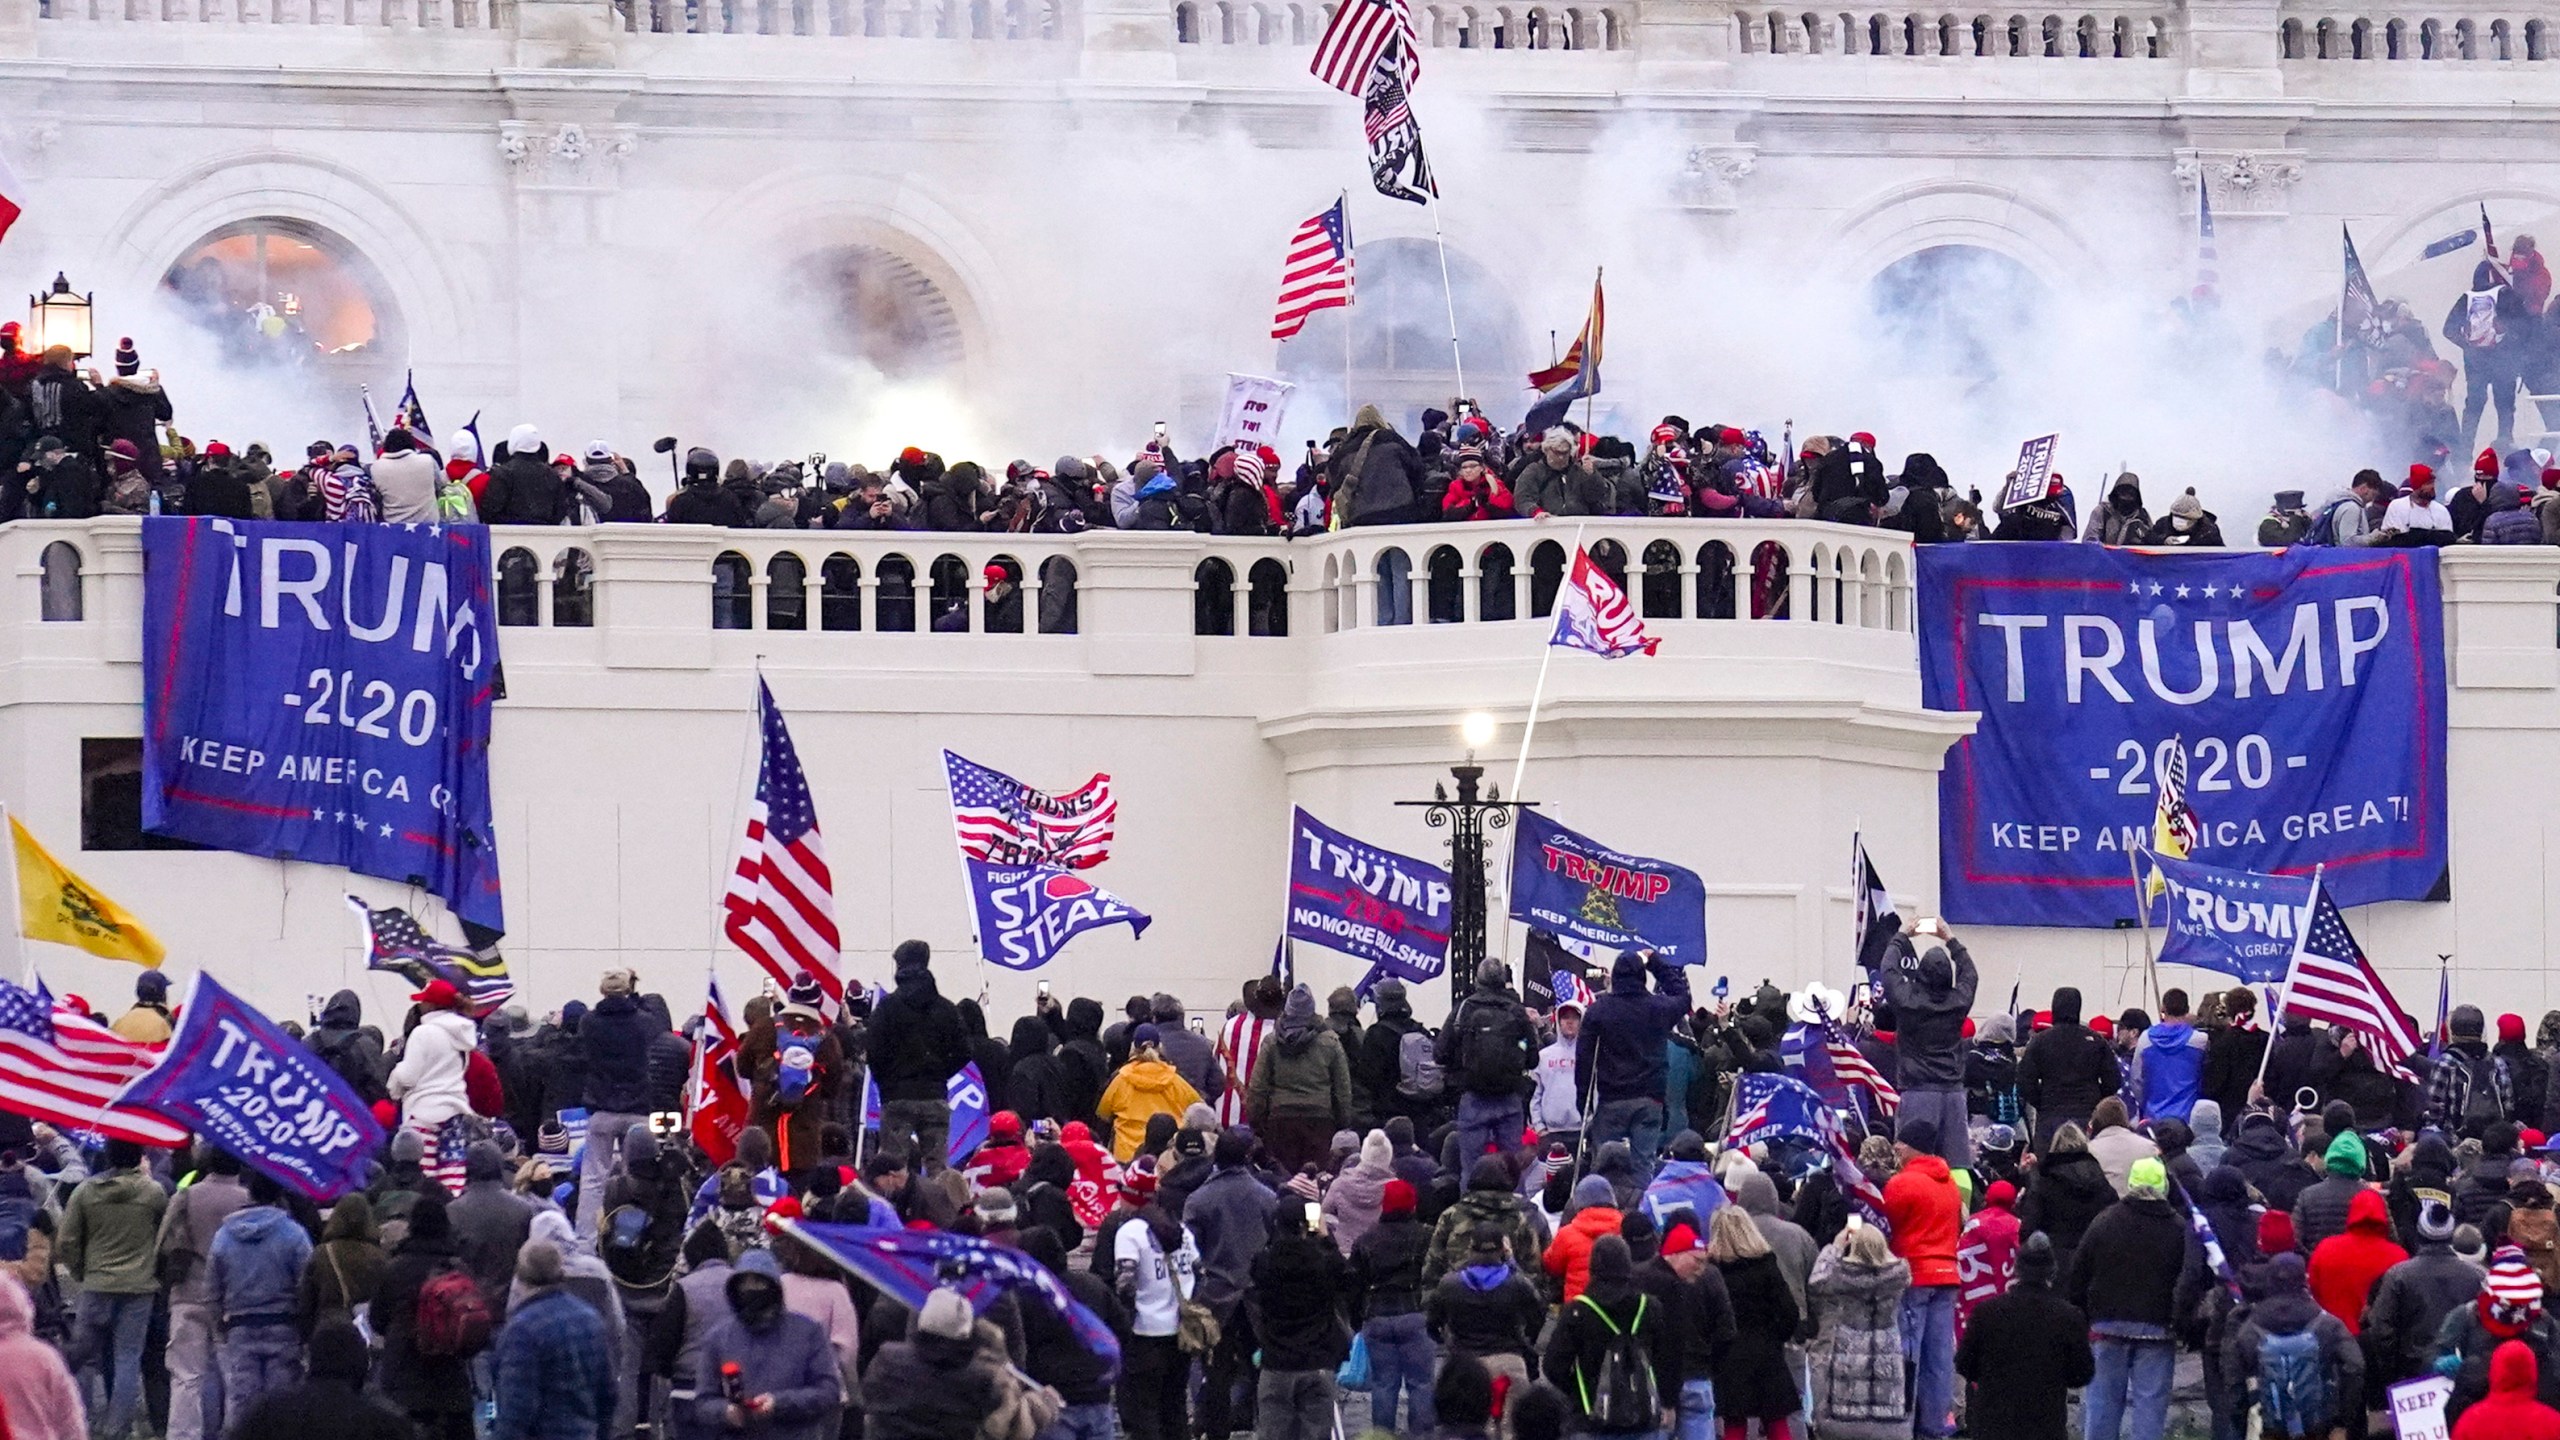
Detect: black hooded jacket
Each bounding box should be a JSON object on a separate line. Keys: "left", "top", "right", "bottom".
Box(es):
{"left": 1880, "top": 936, "right": 1977, "bottom": 1089}
{"left": 2017, "top": 988, "right": 2120, "bottom": 1139}
{"left": 307, "top": 989, "right": 388, "bottom": 1104}
{"left": 870, "top": 958, "right": 971, "bottom": 1103}
{"left": 480, "top": 444, "right": 565, "bottom": 525}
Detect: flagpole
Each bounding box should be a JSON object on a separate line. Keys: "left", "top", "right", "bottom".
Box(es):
{"left": 3, "top": 803, "right": 30, "bottom": 986}
{"left": 2253, "top": 863, "right": 2324, "bottom": 1099}
{"left": 1578, "top": 270, "right": 1600, "bottom": 439}
{"left": 1504, "top": 520, "right": 1585, "bottom": 809}
{"left": 2127, "top": 846, "right": 2161, "bottom": 1011}
{"left": 1425, "top": 194, "right": 1467, "bottom": 403}
{"left": 1339, "top": 191, "right": 1354, "bottom": 428}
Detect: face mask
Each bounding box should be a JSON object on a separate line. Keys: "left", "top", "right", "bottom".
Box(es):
{"left": 2112, "top": 493, "right": 2139, "bottom": 515}
{"left": 732, "top": 1276, "right": 784, "bottom": 1328}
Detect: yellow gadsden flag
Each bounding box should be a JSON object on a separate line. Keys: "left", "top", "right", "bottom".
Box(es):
{"left": 11, "top": 814, "right": 165, "bottom": 968}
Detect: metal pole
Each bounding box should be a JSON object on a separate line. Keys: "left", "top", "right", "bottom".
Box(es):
{"left": 1426, "top": 194, "right": 1467, "bottom": 402}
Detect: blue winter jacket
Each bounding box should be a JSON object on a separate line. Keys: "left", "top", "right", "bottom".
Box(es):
{"left": 2137, "top": 1020, "right": 2210, "bottom": 1125}
{"left": 208, "top": 1205, "right": 314, "bottom": 1327}
{"left": 495, "top": 1285, "right": 617, "bottom": 1440}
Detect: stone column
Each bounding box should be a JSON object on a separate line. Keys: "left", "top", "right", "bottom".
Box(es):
{"left": 496, "top": 72, "right": 641, "bottom": 446}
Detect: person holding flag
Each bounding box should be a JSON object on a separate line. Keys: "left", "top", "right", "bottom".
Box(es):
{"left": 739, "top": 975, "right": 845, "bottom": 1186}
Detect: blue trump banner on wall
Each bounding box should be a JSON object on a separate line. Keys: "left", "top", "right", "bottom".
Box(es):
{"left": 2148, "top": 851, "right": 2315, "bottom": 984}
{"left": 1508, "top": 809, "right": 1709, "bottom": 964}
{"left": 966, "top": 861, "right": 1150, "bottom": 970}
{"left": 141, "top": 518, "right": 505, "bottom": 935}
{"left": 1919, "top": 544, "right": 2447, "bottom": 927}
{"left": 113, "top": 971, "right": 385, "bottom": 1200}
{"left": 1286, "top": 807, "right": 1452, "bottom": 982}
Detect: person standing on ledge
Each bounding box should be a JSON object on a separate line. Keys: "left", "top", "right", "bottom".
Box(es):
{"left": 1881, "top": 917, "right": 1978, "bottom": 1167}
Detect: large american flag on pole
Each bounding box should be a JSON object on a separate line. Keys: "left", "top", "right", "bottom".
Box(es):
{"left": 0, "top": 975, "right": 186, "bottom": 1147}
{"left": 724, "top": 680, "right": 844, "bottom": 1006}
{"left": 1310, "top": 0, "right": 1418, "bottom": 95}
{"left": 1550, "top": 547, "right": 1659, "bottom": 658}
{"left": 1272, "top": 197, "right": 1354, "bottom": 341}
{"left": 944, "top": 750, "right": 1117, "bottom": 870}
{"left": 2279, "top": 877, "right": 2421, "bottom": 1081}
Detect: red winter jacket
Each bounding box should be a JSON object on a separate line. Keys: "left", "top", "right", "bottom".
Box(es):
{"left": 464, "top": 1048, "right": 505, "bottom": 1118}
{"left": 1884, "top": 1154, "right": 1963, "bottom": 1287}
{"left": 1543, "top": 1204, "right": 1623, "bottom": 1303}
{"left": 1440, "top": 474, "right": 1515, "bottom": 521}
{"left": 2454, "top": 1341, "right": 2560, "bottom": 1440}
{"left": 2308, "top": 1188, "right": 2407, "bottom": 1335}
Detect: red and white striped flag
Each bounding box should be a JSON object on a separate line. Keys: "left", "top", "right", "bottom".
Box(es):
{"left": 0, "top": 976, "right": 185, "bottom": 1147}
{"left": 1272, "top": 197, "right": 1354, "bottom": 341}
{"left": 2281, "top": 881, "right": 2422, "bottom": 1080}
{"left": 1215, "top": 1009, "right": 1271, "bottom": 1128}
{"left": 1310, "top": 0, "right": 1418, "bottom": 95}
{"left": 689, "top": 978, "right": 750, "bottom": 1167}
{"left": 1827, "top": 1037, "right": 1901, "bottom": 1117}
{"left": 724, "top": 680, "right": 845, "bottom": 1006}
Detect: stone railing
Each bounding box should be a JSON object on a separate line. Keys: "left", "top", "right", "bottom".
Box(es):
{"left": 2275, "top": 7, "right": 2560, "bottom": 57}
{"left": 1735, "top": 5, "right": 2175, "bottom": 54}
{"left": 1173, "top": 0, "right": 1629, "bottom": 49}
{"left": 37, "top": 0, "right": 507, "bottom": 27}
{"left": 609, "top": 0, "right": 1064, "bottom": 38}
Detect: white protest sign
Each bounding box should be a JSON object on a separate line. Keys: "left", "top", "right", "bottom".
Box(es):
{"left": 1215, "top": 373, "right": 1295, "bottom": 453}
{"left": 2389, "top": 1374, "right": 2452, "bottom": 1440}
{"left": 1999, "top": 433, "right": 2060, "bottom": 510}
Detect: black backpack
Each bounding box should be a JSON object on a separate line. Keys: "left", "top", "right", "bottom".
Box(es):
{"left": 1455, "top": 998, "right": 1529, "bottom": 1096}
{"left": 1574, "top": 1294, "right": 1658, "bottom": 1430}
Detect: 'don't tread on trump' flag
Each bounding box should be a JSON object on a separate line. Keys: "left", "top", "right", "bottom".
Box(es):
{"left": 1550, "top": 547, "right": 1658, "bottom": 658}
{"left": 12, "top": 812, "right": 165, "bottom": 968}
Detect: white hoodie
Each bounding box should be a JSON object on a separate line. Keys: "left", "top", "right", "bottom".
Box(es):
{"left": 387, "top": 1008, "right": 478, "bottom": 1128}
{"left": 1531, "top": 1032, "right": 1582, "bottom": 1135}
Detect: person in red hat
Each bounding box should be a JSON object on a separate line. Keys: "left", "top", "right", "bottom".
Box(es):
{"left": 386, "top": 979, "right": 480, "bottom": 1193}
{"left": 2381, "top": 463, "right": 2457, "bottom": 544}
{"left": 965, "top": 1111, "right": 1031, "bottom": 1190}
{"left": 1634, "top": 1216, "right": 1733, "bottom": 1439}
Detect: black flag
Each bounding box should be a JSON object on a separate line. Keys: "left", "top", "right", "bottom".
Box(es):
{"left": 1852, "top": 834, "right": 1901, "bottom": 973}
{"left": 1362, "top": 43, "right": 1437, "bottom": 206}
{"left": 1522, "top": 929, "right": 1594, "bottom": 1012}
{"left": 2341, "top": 224, "right": 2380, "bottom": 347}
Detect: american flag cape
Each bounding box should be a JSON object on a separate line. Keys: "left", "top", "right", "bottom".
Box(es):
{"left": 1272, "top": 197, "right": 1353, "bottom": 341}
{"left": 0, "top": 975, "right": 185, "bottom": 1147}
{"left": 725, "top": 680, "right": 845, "bottom": 1006}
{"left": 944, "top": 750, "right": 1117, "bottom": 870}
{"left": 351, "top": 895, "right": 513, "bottom": 1016}
{"left": 1216, "top": 1008, "right": 1272, "bottom": 1128}
{"left": 1309, "top": 0, "right": 1418, "bottom": 95}
{"left": 689, "top": 979, "right": 749, "bottom": 1167}
{"left": 1550, "top": 547, "right": 1659, "bottom": 658}
{"left": 2278, "top": 878, "right": 2422, "bottom": 1082}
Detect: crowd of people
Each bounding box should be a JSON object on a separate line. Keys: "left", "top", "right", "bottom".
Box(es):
{"left": 12, "top": 930, "right": 2560, "bottom": 1440}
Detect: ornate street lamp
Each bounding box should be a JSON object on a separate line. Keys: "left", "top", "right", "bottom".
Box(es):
{"left": 1399, "top": 713, "right": 1534, "bottom": 979}
{"left": 27, "top": 273, "right": 93, "bottom": 358}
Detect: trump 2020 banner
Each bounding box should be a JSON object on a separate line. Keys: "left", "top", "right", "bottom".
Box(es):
{"left": 1508, "top": 809, "right": 1708, "bottom": 964}
{"left": 2149, "top": 851, "right": 2316, "bottom": 985}
{"left": 141, "top": 518, "right": 505, "bottom": 935}
{"left": 966, "top": 862, "right": 1150, "bottom": 970}
{"left": 112, "top": 971, "right": 385, "bottom": 1200}
{"left": 1919, "top": 544, "right": 2447, "bottom": 927}
{"left": 1286, "top": 807, "right": 1451, "bottom": 981}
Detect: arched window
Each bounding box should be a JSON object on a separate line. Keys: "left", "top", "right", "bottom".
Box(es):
{"left": 2280, "top": 16, "right": 2301, "bottom": 55}
{"left": 1322, "top": 554, "right": 1342, "bottom": 633}
{"left": 876, "top": 554, "right": 917, "bottom": 631}
{"left": 711, "top": 551, "right": 752, "bottom": 630}
{"left": 767, "top": 553, "right": 808, "bottom": 631}
{"left": 820, "top": 554, "right": 862, "bottom": 631}
{"left": 1477, "top": 542, "right": 1517, "bottom": 622}
{"left": 1249, "top": 558, "right": 1290, "bottom": 636}
{"left": 1589, "top": 539, "right": 1628, "bottom": 593}
{"left": 552, "top": 549, "right": 594, "bottom": 628}
{"left": 1374, "top": 548, "right": 1413, "bottom": 626}
{"left": 986, "top": 555, "right": 1025, "bottom": 634}
{"left": 1696, "top": 541, "right": 1737, "bottom": 619}
{"left": 1640, "top": 540, "right": 1682, "bottom": 619}
{"left": 39, "top": 541, "right": 80, "bottom": 621}
{"left": 1529, "top": 540, "right": 1566, "bottom": 618}
{"left": 1750, "top": 541, "right": 1791, "bottom": 620}
{"left": 1275, "top": 239, "right": 1528, "bottom": 430}
{"left": 1866, "top": 247, "right": 2052, "bottom": 404}
{"left": 1039, "top": 556, "right": 1079, "bottom": 634}
{"left": 928, "top": 554, "right": 970, "bottom": 631}
{"left": 1426, "top": 545, "right": 1465, "bottom": 624}
{"left": 1195, "top": 558, "right": 1237, "bottom": 636}
{"left": 498, "top": 548, "right": 542, "bottom": 627}
{"left": 791, "top": 245, "right": 967, "bottom": 382}
{"left": 160, "top": 219, "right": 401, "bottom": 386}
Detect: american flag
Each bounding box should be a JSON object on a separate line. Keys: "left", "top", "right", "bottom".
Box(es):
{"left": 1310, "top": 0, "right": 1418, "bottom": 95}
{"left": 1555, "top": 969, "right": 1596, "bottom": 1012}
{"left": 725, "top": 680, "right": 844, "bottom": 1006}
{"left": 1361, "top": 50, "right": 1438, "bottom": 207}
{"left": 1272, "top": 198, "right": 1353, "bottom": 341}
{"left": 2342, "top": 225, "right": 2380, "bottom": 345}
{"left": 1781, "top": 1019, "right": 1899, "bottom": 1120}
{"left": 2192, "top": 183, "right": 2217, "bottom": 305}
{"left": 1216, "top": 1009, "right": 1271, "bottom": 1127}
{"left": 1550, "top": 547, "right": 1659, "bottom": 659}
{"left": 944, "top": 750, "right": 1117, "bottom": 870}
{"left": 0, "top": 976, "right": 186, "bottom": 1148}
{"left": 351, "top": 896, "right": 512, "bottom": 1016}
{"left": 2281, "top": 881, "right": 2421, "bottom": 1081}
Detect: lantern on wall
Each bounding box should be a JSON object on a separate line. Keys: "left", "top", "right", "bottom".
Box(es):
{"left": 27, "top": 273, "right": 92, "bottom": 358}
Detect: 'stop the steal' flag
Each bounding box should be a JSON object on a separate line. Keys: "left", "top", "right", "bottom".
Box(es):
{"left": 141, "top": 518, "right": 504, "bottom": 935}
{"left": 1286, "top": 807, "right": 1451, "bottom": 982}
{"left": 2146, "top": 851, "right": 2315, "bottom": 985}
{"left": 1551, "top": 547, "right": 1658, "bottom": 659}
{"left": 1507, "top": 809, "right": 1707, "bottom": 964}
{"left": 946, "top": 748, "right": 1145, "bottom": 970}
{"left": 1918, "top": 544, "right": 2447, "bottom": 927}
{"left": 112, "top": 971, "right": 385, "bottom": 1200}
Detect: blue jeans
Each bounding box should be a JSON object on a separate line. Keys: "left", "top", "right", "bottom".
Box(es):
{"left": 1364, "top": 1312, "right": 1437, "bottom": 1435}
{"left": 1446, "top": 1093, "right": 1529, "bottom": 1176}
{"left": 1040, "top": 1400, "right": 1120, "bottom": 1440}
{"left": 73, "top": 1289, "right": 154, "bottom": 1438}
{"left": 1588, "top": 1097, "right": 1666, "bottom": 1178}
{"left": 1675, "top": 1378, "right": 1715, "bottom": 1440}
{"left": 1898, "top": 1284, "right": 1957, "bottom": 1438}
{"left": 220, "top": 1322, "right": 305, "bottom": 1429}
{"left": 2084, "top": 1336, "right": 2176, "bottom": 1440}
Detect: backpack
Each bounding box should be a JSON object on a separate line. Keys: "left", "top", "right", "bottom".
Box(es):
{"left": 1396, "top": 1029, "right": 1446, "bottom": 1102}
{"left": 775, "top": 1040, "right": 817, "bottom": 1108}
{"left": 2510, "top": 1207, "right": 2560, "bottom": 1294}
{"left": 2305, "top": 496, "right": 2362, "bottom": 546}
{"left": 1574, "top": 1293, "right": 1658, "bottom": 1430}
{"left": 414, "top": 1261, "right": 493, "bottom": 1358}
{"left": 2459, "top": 1054, "right": 2508, "bottom": 1133}
{"left": 2254, "top": 1327, "right": 2333, "bottom": 1436}
{"left": 1456, "top": 999, "right": 1529, "bottom": 1097}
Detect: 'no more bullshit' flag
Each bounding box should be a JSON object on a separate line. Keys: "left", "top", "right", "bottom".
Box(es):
{"left": 1285, "top": 807, "right": 1451, "bottom": 982}
{"left": 111, "top": 971, "right": 384, "bottom": 1200}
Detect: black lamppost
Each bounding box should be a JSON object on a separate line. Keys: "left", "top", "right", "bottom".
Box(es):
{"left": 1399, "top": 714, "right": 1533, "bottom": 979}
